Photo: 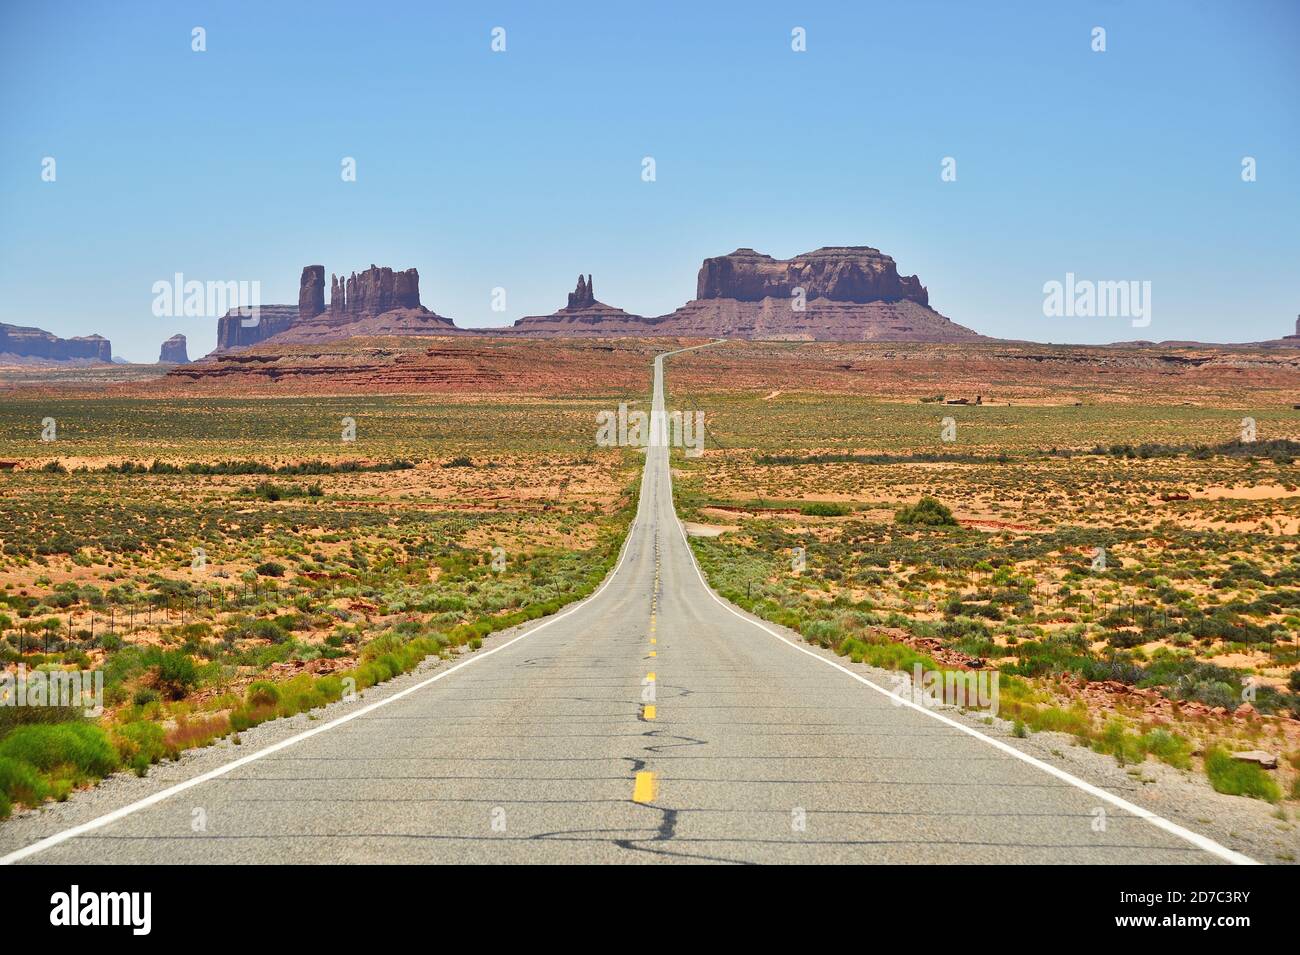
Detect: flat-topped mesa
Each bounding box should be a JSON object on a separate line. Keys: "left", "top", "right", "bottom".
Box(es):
{"left": 500, "top": 248, "right": 979, "bottom": 341}
{"left": 696, "top": 246, "right": 930, "bottom": 306}
{"left": 330, "top": 264, "right": 422, "bottom": 318}
{"left": 0, "top": 322, "right": 112, "bottom": 362}
{"left": 651, "top": 245, "right": 982, "bottom": 342}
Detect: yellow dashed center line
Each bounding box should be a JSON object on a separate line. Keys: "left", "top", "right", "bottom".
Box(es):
{"left": 632, "top": 771, "right": 658, "bottom": 803}
{"left": 640, "top": 562, "right": 662, "bottom": 794}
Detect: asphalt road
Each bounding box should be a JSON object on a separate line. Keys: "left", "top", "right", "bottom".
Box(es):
{"left": 7, "top": 348, "right": 1244, "bottom": 864}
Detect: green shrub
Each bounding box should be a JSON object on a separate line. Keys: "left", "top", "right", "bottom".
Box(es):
{"left": 1139, "top": 728, "right": 1192, "bottom": 769}
{"left": 1204, "top": 746, "right": 1281, "bottom": 802}
{"left": 113, "top": 721, "right": 174, "bottom": 775}
{"left": 132, "top": 687, "right": 160, "bottom": 707}
{"left": 0, "top": 722, "right": 119, "bottom": 780}
{"left": 0, "top": 702, "right": 86, "bottom": 737}
{"left": 1092, "top": 719, "right": 1145, "bottom": 766}
{"left": 1024, "top": 705, "right": 1091, "bottom": 737}
{"left": 245, "top": 680, "right": 280, "bottom": 708}
{"left": 241, "top": 619, "right": 290, "bottom": 643}
{"left": 853, "top": 640, "right": 937, "bottom": 672}
{"left": 146, "top": 649, "right": 198, "bottom": 699}
{"left": 803, "top": 619, "right": 844, "bottom": 648}
{"left": 229, "top": 704, "right": 276, "bottom": 733}
{"left": 799, "top": 501, "right": 851, "bottom": 517}
{"left": 0, "top": 755, "right": 49, "bottom": 815}
{"left": 895, "top": 497, "right": 959, "bottom": 527}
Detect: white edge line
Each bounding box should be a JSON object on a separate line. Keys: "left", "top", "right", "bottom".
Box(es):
{"left": 1, "top": 503, "right": 643, "bottom": 865}
{"left": 658, "top": 355, "right": 1259, "bottom": 867}
{"left": 673, "top": 499, "right": 1260, "bottom": 865}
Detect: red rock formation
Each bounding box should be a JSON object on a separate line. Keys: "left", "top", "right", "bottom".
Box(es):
{"left": 501, "top": 248, "right": 982, "bottom": 342}
{"left": 656, "top": 246, "right": 982, "bottom": 342}
{"left": 214, "top": 264, "right": 454, "bottom": 352}
{"left": 507, "top": 274, "right": 648, "bottom": 335}
{"left": 214, "top": 305, "right": 299, "bottom": 352}
{"left": 159, "top": 334, "right": 190, "bottom": 364}
{"left": 271, "top": 306, "right": 458, "bottom": 344}
{"left": 210, "top": 248, "right": 984, "bottom": 349}
{"left": 267, "top": 264, "right": 455, "bottom": 344}
{"left": 333, "top": 265, "right": 421, "bottom": 317}
{"left": 299, "top": 265, "right": 326, "bottom": 321}
{"left": 568, "top": 274, "right": 595, "bottom": 309}
{"left": 0, "top": 323, "right": 112, "bottom": 362}
{"left": 651, "top": 296, "right": 979, "bottom": 342}
{"left": 696, "top": 247, "right": 930, "bottom": 305}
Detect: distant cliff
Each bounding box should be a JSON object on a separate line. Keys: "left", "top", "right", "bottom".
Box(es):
{"left": 213, "top": 264, "right": 455, "bottom": 352}
{"left": 215, "top": 304, "right": 299, "bottom": 351}
{"left": 502, "top": 247, "right": 981, "bottom": 342}
{"left": 328, "top": 265, "right": 421, "bottom": 318}
{"left": 159, "top": 334, "right": 190, "bottom": 364}
{"left": 206, "top": 247, "right": 985, "bottom": 348}
{"left": 506, "top": 274, "right": 648, "bottom": 335}
{"left": 696, "top": 247, "right": 930, "bottom": 305}
{"left": 0, "top": 322, "right": 112, "bottom": 362}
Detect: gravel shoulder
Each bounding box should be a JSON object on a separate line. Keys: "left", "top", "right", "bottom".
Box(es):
{"left": 714, "top": 598, "right": 1300, "bottom": 866}
{"left": 0, "top": 619, "right": 534, "bottom": 861}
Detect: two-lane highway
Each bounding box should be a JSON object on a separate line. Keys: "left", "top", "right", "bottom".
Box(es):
{"left": 4, "top": 349, "right": 1249, "bottom": 864}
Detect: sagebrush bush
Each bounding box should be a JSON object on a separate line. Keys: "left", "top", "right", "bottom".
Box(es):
{"left": 895, "top": 497, "right": 958, "bottom": 527}
{"left": 0, "top": 755, "right": 49, "bottom": 817}
{"left": 113, "top": 720, "right": 174, "bottom": 775}
{"left": 145, "top": 648, "right": 198, "bottom": 699}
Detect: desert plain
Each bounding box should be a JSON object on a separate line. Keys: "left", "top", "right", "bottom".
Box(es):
{"left": 0, "top": 336, "right": 1298, "bottom": 846}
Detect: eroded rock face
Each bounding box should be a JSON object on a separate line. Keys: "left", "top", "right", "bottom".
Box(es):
{"left": 696, "top": 247, "right": 930, "bottom": 305}
{"left": 215, "top": 305, "right": 299, "bottom": 351}
{"left": 0, "top": 323, "right": 112, "bottom": 362}
{"left": 567, "top": 275, "right": 595, "bottom": 309}
{"left": 269, "top": 264, "right": 454, "bottom": 344}
{"left": 215, "top": 264, "right": 449, "bottom": 352}
{"left": 299, "top": 265, "right": 326, "bottom": 321}
{"left": 331, "top": 265, "right": 421, "bottom": 317}
{"left": 651, "top": 296, "right": 981, "bottom": 342}
{"left": 209, "top": 248, "right": 981, "bottom": 348}
{"left": 508, "top": 273, "right": 648, "bottom": 334}
{"left": 159, "top": 334, "right": 189, "bottom": 364}
{"left": 504, "top": 249, "right": 981, "bottom": 342}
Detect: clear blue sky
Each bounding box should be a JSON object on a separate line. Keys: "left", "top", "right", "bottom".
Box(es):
{"left": 1, "top": 0, "right": 1296, "bottom": 361}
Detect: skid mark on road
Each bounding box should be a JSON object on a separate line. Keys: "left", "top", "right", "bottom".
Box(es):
{"left": 642, "top": 730, "right": 707, "bottom": 754}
